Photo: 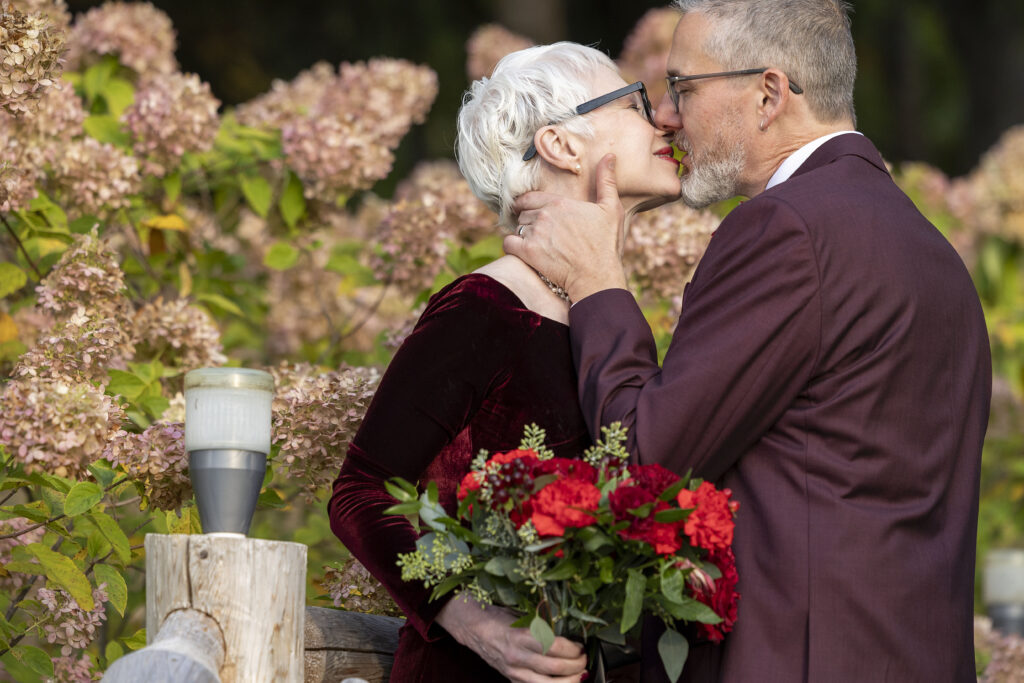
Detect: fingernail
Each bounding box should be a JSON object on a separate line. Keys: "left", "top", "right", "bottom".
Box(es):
{"left": 580, "top": 672, "right": 589, "bottom": 681}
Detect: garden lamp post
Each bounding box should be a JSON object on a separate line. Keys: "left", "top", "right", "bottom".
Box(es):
{"left": 984, "top": 548, "right": 1024, "bottom": 637}
{"left": 184, "top": 367, "right": 274, "bottom": 535}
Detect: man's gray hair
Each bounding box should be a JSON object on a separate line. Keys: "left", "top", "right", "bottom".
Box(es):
{"left": 672, "top": 0, "right": 857, "bottom": 125}
{"left": 456, "top": 43, "right": 618, "bottom": 230}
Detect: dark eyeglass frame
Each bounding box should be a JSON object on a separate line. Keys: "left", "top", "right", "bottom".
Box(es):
{"left": 666, "top": 68, "right": 803, "bottom": 112}
{"left": 522, "top": 81, "right": 654, "bottom": 161}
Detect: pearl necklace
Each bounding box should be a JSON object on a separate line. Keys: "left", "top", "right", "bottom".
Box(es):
{"left": 536, "top": 271, "right": 570, "bottom": 304}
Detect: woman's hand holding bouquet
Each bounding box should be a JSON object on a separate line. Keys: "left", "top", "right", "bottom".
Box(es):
{"left": 386, "top": 424, "right": 739, "bottom": 682}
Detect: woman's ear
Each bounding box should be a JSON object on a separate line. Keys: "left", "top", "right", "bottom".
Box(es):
{"left": 532, "top": 125, "right": 584, "bottom": 174}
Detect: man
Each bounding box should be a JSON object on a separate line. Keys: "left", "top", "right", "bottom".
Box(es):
{"left": 505, "top": 1, "right": 991, "bottom": 681}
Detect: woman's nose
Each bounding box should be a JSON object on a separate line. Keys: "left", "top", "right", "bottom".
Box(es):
{"left": 653, "top": 93, "right": 681, "bottom": 131}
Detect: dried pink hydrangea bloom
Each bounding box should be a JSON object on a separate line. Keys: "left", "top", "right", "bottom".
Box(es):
{"left": 0, "top": 376, "right": 126, "bottom": 478}
{"left": 50, "top": 136, "right": 141, "bottom": 218}
{"left": 975, "top": 615, "right": 1024, "bottom": 683}
{"left": 38, "top": 584, "right": 108, "bottom": 656}
{"left": 35, "top": 229, "right": 131, "bottom": 323}
{"left": 616, "top": 7, "right": 680, "bottom": 103}
{"left": 623, "top": 201, "right": 719, "bottom": 301}
{"left": 11, "top": 80, "right": 87, "bottom": 166}
{"left": 0, "top": 517, "right": 45, "bottom": 592}
{"left": 954, "top": 124, "right": 1024, "bottom": 244}
{"left": 0, "top": 158, "right": 37, "bottom": 211}
{"left": 51, "top": 652, "right": 99, "bottom": 683}
{"left": 121, "top": 72, "right": 220, "bottom": 176}
{"left": 0, "top": 0, "right": 66, "bottom": 116}
{"left": 321, "top": 557, "right": 401, "bottom": 617}
{"left": 131, "top": 297, "right": 226, "bottom": 372}
{"left": 105, "top": 422, "right": 190, "bottom": 511}
{"left": 15, "top": 306, "right": 134, "bottom": 384}
{"left": 240, "top": 59, "right": 437, "bottom": 203}
{"left": 369, "top": 161, "right": 497, "bottom": 298}
{"left": 64, "top": 1, "right": 176, "bottom": 77}
{"left": 8, "top": 0, "right": 71, "bottom": 31}
{"left": 270, "top": 362, "right": 379, "bottom": 498}
{"left": 465, "top": 24, "right": 533, "bottom": 81}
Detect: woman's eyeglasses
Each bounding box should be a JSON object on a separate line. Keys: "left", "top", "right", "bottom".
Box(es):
{"left": 523, "top": 81, "right": 654, "bottom": 161}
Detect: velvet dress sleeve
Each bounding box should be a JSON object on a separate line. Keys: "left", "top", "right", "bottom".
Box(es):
{"left": 327, "top": 278, "right": 534, "bottom": 640}
{"left": 569, "top": 197, "right": 822, "bottom": 482}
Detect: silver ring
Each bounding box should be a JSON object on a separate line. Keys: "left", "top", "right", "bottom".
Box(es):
{"left": 517, "top": 225, "right": 526, "bottom": 236}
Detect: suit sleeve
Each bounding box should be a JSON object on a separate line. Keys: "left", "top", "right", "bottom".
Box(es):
{"left": 569, "top": 197, "right": 821, "bottom": 481}
{"left": 328, "top": 285, "right": 529, "bottom": 640}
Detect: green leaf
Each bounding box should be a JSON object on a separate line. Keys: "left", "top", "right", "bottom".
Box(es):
{"left": 263, "top": 241, "right": 299, "bottom": 271}
{"left": 196, "top": 292, "right": 244, "bottom": 317}
{"left": 88, "top": 512, "right": 131, "bottom": 564}
{"left": 658, "top": 477, "right": 689, "bottom": 502}
{"left": 162, "top": 172, "right": 182, "bottom": 205}
{"left": 529, "top": 614, "right": 555, "bottom": 654}
{"left": 541, "top": 559, "right": 578, "bottom": 581}
{"left": 256, "top": 488, "right": 286, "bottom": 509}
{"left": 279, "top": 172, "right": 306, "bottom": 228}
{"left": 385, "top": 477, "right": 419, "bottom": 500}
{"left": 83, "top": 114, "right": 130, "bottom": 146}
{"left": 9, "top": 644, "right": 54, "bottom": 678}
{"left": 122, "top": 627, "right": 147, "bottom": 650}
{"left": 25, "top": 543, "right": 94, "bottom": 610}
{"left": 82, "top": 55, "right": 118, "bottom": 102}
{"left": 106, "top": 369, "right": 147, "bottom": 401}
{"left": 105, "top": 640, "right": 125, "bottom": 665}
{"left": 662, "top": 596, "right": 721, "bottom": 623}
{"left": 38, "top": 485, "right": 65, "bottom": 517}
{"left": 138, "top": 395, "right": 170, "bottom": 420}
{"left": 3, "top": 560, "right": 45, "bottom": 576}
{"left": 0, "top": 501, "right": 49, "bottom": 523}
{"left": 88, "top": 461, "right": 118, "bottom": 489}
{"left": 661, "top": 567, "right": 684, "bottom": 604}
{"left": 94, "top": 564, "right": 128, "bottom": 617}
{"left": 86, "top": 529, "right": 111, "bottom": 558}
{"left": 0, "top": 262, "right": 28, "bottom": 298}
{"left": 657, "top": 627, "right": 689, "bottom": 683}
{"left": 239, "top": 173, "right": 272, "bottom": 217}
{"left": 64, "top": 481, "right": 104, "bottom": 517}
{"left": 620, "top": 568, "right": 645, "bottom": 633}
{"left": 653, "top": 507, "right": 691, "bottom": 523}
{"left": 101, "top": 77, "right": 135, "bottom": 117}
{"left": 382, "top": 501, "right": 421, "bottom": 516}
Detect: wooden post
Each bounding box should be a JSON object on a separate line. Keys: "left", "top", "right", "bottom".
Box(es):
{"left": 303, "top": 606, "right": 402, "bottom": 683}
{"left": 102, "top": 534, "right": 307, "bottom": 683}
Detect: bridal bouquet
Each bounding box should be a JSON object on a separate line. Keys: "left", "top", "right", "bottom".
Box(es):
{"left": 386, "top": 423, "right": 739, "bottom": 682}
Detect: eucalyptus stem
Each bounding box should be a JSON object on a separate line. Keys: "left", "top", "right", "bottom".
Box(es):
{"left": 0, "top": 213, "right": 42, "bottom": 280}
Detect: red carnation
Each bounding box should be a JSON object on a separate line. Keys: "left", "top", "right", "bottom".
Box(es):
{"left": 610, "top": 484, "right": 683, "bottom": 555}
{"left": 533, "top": 457, "right": 598, "bottom": 483}
{"left": 530, "top": 479, "right": 601, "bottom": 537}
{"left": 457, "top": 470, "right": 483, "bottom": 501}
{"left": 694, "top": 547, "right": 740, "bottom": 642}
{"left": 627, "top": 463, "right": 680, "bottom": 496}
{"left": 676, "top": 481, "right": 738, "bottom": 552}
{"left": 488, "top": 449, "right": 539, "bottom": 467}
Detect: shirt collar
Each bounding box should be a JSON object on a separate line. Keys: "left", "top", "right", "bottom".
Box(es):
{"left": 765, "top": 130, "right": 862, "bottom": 190}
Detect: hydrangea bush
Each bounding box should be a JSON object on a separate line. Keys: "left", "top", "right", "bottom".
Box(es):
{"left": 0, "top": 1, "right": 1020, "bottom": 680}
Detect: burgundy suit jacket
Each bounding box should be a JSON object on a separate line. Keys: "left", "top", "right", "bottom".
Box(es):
{"left": 570, "top": 134, "right": 991, "bottom": 682}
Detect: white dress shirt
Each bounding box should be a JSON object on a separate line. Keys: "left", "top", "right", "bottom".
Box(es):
{"left": 765, "top": 130, "right": 862, "bottom": 190}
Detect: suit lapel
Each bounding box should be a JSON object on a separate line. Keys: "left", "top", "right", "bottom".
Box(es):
{"left": 789, "top": 133, "right": 890, "bottom": 180}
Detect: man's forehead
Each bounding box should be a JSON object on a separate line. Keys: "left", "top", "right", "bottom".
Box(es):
{"left": 666, "top": 12, "right": 714, "bottom": 76}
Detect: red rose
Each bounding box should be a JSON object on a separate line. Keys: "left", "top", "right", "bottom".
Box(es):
{"left": 627, "top": 463, "right": 680, "bottom": 496}
{"left": 530, "top": 479, "right": 601, "bottom": 536}
{"left": 609, "top": 484, "right": 655, "bottom": 518}
{"left": 693, "top": 547, "right": 740, "bottom": 642}
{"left": 676, "top": 481, "right": 738, "bottom": 552}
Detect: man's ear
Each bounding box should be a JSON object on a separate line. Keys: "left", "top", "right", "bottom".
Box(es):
{"left": 756, "top": 68, "right": 792, "bottom": 131}
{"left": 533, "top": 125, "right": 584, "bottom": 174}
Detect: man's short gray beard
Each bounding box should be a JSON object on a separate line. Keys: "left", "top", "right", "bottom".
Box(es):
{"left": 678, "top": 135, "right": 746, "bottom": 209}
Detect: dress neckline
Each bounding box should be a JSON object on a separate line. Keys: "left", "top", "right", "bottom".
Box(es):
{"left": 457, "top": 273, "right": 570, "bottom": 329}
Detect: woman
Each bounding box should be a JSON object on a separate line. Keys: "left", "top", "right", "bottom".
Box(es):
{"left": 328, "top": 42, "right": 681, "bottom": 683}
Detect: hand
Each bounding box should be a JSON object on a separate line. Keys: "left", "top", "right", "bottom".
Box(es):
{"left": 436, "top": 595, "right": 587, "bottom": 683}
{"left": 505, "top": 153, "right": 628, "bottom": 303}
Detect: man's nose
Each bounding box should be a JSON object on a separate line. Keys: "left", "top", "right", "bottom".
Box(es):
{"left": 653, "top": 92, "right": 681, "bottom": 131}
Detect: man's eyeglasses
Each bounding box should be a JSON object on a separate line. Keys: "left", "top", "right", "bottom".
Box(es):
{"left": 523, "top": 81, "right": 654, "bottom": 161}
{"left": 665, "top": 68, "right": 803, "bottom": 112}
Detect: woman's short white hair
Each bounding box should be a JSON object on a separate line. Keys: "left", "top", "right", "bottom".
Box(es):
{"left": 456, "top": 42, "right": 619, "bottom": 231}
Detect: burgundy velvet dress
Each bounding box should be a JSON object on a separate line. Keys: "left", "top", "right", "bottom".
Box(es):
{"left": 328, "top": 274, "right": 591, "bottom": 682}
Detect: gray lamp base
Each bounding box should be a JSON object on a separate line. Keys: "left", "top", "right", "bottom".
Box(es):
{"left": 989, "top": 603, "right": 1024, "bottom": 638}
{"left": 189, "top": 449, "right": 266, "bottom": 535}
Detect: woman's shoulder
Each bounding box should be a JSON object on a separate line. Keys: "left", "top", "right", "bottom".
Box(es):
{"left": 425, "top": 272, "right": 528, "bottom": 316}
